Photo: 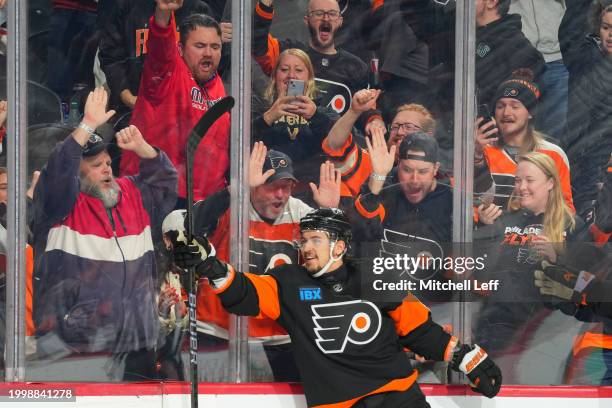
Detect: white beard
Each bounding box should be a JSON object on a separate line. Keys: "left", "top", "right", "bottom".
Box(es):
{"left": 80, "top": 176, "right": 120, "bottom": 208}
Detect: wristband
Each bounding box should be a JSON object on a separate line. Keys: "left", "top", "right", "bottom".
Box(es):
{"left": 78, "top": 122, "right": 96, "bottom": 135}
{"left": 370, "top": 172, "right": 386, "bottom": 181}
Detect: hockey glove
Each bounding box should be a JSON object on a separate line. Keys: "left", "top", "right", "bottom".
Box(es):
{"left": 451, "top": 343, "right": 502, "bottom": 398}
{"left": 173, "top": 235, "right": 227, "bottom": 282}
{"left": 534, "top": 260, "right": 596, "bottom": 303}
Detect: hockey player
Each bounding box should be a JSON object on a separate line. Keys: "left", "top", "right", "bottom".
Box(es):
{"left": 173, "top": 208, "right": 502, "bottom": 407}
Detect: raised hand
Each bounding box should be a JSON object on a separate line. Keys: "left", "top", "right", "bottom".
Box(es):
{"left": 116, "top": 125, "right": 157, "bottom": 159}
{"left": 82, "top": 87, "right": 116, "bottom": 130}
{"left": 365, "top": 117, "right": 386, "bottom": 138}
{"left": 249, "top": 141, "right": 275, "bottom": 188}
{"left": 220, "top": 22, "right": 232, "bottom": 43}
{"left": 155, "top": 0, "right": 183, "bottom": 11}
{"left": 366, "top": 126, "right": 395, "bottom": 178}
{"left": 310, "top": 161, "right": 341, "bottom": 208}
{"left": 155, "top": 0, "right": 183, "bottom": 27}
{"left": 350, "top": 89, "right": 381, "bottom": 114}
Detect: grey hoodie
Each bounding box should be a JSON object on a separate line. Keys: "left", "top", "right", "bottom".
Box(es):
{"left": 510, "top": 0, "right": 567, "bottom": 62}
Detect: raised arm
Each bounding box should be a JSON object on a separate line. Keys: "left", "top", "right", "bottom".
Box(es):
{"left": 139, "top": 0, "right": 184, "bottom": 104}
{"left": 173, "top": 234, "right": 282, "bottom": 320}
{"left": 325, "top": 89, "right": 381, "bottom": 151}
{"left": 35, "top": 88, "right": 116, "bottom": 222}
{"left": 154, "top": 0, "right": 183, "bottom": 28}
{"left": 119, "top": 125, "right": 178, "bottom": 225}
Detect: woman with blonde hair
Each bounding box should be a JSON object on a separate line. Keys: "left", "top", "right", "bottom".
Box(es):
{"left": 509, "top": 152, "right": 575, "bottom": 244}
{"left": 475, "top": 71, "right": 574, "bottom": 212}
{"left": 473, "top": 152, "right": 583, "bottom": 378}
{"left": 252, "top": 48, "right": 338, "bottom": 203}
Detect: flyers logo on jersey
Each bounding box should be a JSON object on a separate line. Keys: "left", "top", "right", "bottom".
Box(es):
{"left": 311, "top": 300, "right": 382, "bottom": 354}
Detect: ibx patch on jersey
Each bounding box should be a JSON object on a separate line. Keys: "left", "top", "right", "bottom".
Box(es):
{"left": 311, "top": 300, "right": 382, "bottom": 354}
{"left": 300, "top": 287, "right": 323, "bottom": 301}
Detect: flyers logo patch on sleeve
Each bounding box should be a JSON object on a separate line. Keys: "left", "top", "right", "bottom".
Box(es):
{"left": 311, "top": 300, "right": 382, "bottom": 354}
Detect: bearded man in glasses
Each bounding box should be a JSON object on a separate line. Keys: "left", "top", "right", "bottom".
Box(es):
{"left": 253, "top": 0, "right": 386, "bottom": 136}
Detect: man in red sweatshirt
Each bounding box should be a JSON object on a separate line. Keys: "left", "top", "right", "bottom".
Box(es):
{"left": 121, "top": 0, "right": 230, "bottom": 203}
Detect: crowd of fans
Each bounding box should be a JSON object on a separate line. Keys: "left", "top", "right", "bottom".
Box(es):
{"left": 0, "top": 0, "right": 610, "bottom": 389}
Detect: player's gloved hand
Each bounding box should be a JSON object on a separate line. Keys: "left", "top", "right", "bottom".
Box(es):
{"left": 173, "top": 235, "right": 227, "bottom": 282}
{"left": 534, "top": 260, "right": 595, "bottom": 303}
{"left": 451, "top": 343, "right": 502, "bottom": 398}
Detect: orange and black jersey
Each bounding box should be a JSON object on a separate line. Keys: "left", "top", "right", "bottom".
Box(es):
{"left": 323, "top": 133, "right": 493, "bottom": 200}
{"left": 191, "top": 188, "right": 311, "bottom": 342}
{"left": 483, "top": 141, "right": 574, "bottom": 212}
{"left": 215, "top": 262, "right": 454, "bottom": 408}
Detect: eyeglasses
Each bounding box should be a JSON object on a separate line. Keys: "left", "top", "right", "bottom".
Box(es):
{"left": 308, "top": 10, "right": 341, "bottom": 20}
{"left": 390, "top": 122, "right": 422, "bottom": 133}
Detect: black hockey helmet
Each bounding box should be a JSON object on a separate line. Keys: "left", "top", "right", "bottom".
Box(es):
{"left": 299, "top": 208, "right": 352, "bottom": 245}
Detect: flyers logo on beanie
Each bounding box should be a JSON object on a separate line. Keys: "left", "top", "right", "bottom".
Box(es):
{"left": 311, "top": 300, "right": 382, "bottom": 354}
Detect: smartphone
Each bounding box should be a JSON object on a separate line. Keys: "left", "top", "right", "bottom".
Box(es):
{"left": 287, "top": 79, "right": 305, "bottom": 97}
{"left": 474, "top": 193, "right": 494, "bottom": 209}
{"left": 477, "top": 103, "right": 497, "bottom": 138}
{"left": 477, "top": 104, "right": 494, "bottom": 123}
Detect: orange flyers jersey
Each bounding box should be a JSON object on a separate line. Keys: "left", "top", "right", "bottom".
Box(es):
{"left": 322, "top": 133, "right": 373, "bottom": 198}
{"left": 196, "top": 197, "right": 313, "bottom": 344}
{"left": 484, "top": 140, "right": 575, "bottom": 212}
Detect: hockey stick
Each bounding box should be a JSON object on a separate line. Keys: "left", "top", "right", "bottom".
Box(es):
{"left": 185, "top": 96, "right": 235, "bottom": 408}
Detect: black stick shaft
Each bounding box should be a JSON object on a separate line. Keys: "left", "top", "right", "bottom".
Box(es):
{"left": 185, "top": 149, "right": 198, "bottom": 408}
{"left": 183, "top": 96, "right": 234, "bottom": 408}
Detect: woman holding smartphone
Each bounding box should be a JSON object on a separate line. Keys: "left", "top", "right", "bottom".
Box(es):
{"left": 474, "top": 71, "right": 574, "bottom": 212}
{"left": 252, "top": 48, "right": 338, "bottom": 203}
{"left": 472, "top": 152, "right": 583, "bottom": 380}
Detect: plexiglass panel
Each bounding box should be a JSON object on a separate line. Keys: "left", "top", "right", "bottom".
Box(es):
{"left": 470, "top": 0, "right": 612, "bottom": 386}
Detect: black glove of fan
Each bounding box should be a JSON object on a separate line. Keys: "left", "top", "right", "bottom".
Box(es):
{"left": 173, "top": 235, "right": 228, "bottom": 282}
{"left": 451, "top": 343, "right": 502, "bottom": 398}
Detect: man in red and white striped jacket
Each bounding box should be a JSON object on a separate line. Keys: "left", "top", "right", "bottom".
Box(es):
{"left": 32, "top": 87, "right": 178, "bottom": 380}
